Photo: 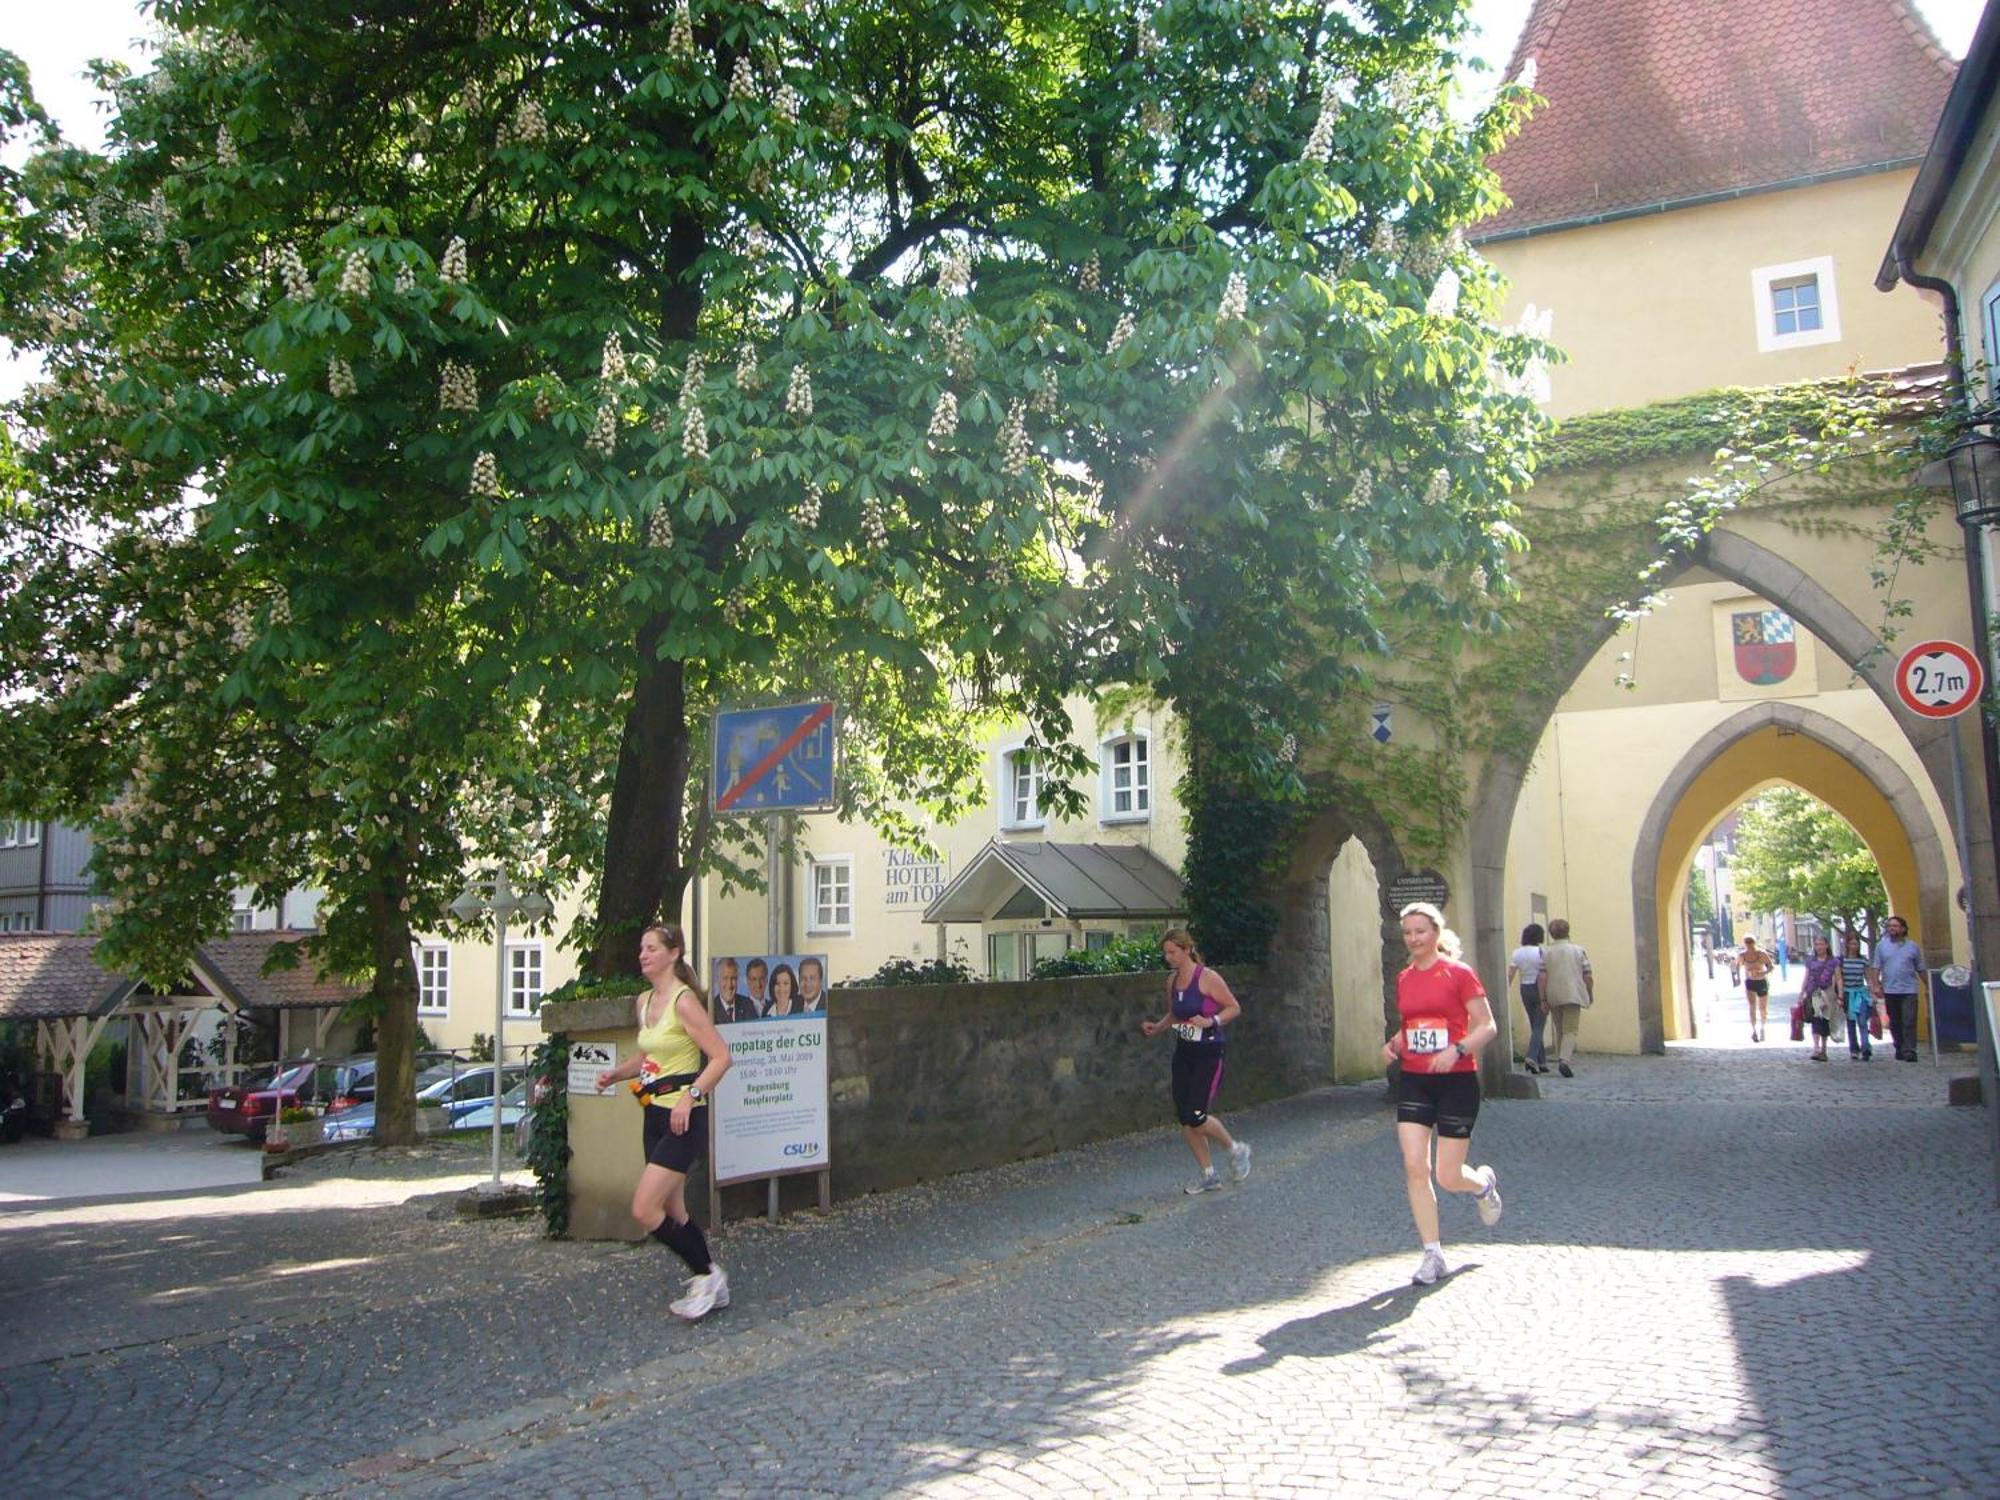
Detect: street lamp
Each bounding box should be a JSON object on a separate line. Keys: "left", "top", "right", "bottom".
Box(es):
{"left": 1943, "top": 419, "right": 2000, "bottom": 526}
{"left": 449, "top": 872, "right": 554, "bottom": 1187}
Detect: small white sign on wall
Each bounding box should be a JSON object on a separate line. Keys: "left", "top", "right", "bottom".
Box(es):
{"left": 567, "top": 1040, "right": 617, "bottom": 1095}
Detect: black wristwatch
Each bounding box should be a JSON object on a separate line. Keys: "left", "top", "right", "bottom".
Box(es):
{"left": 1453, "top": 1041, "right": 1471, "bottom": 1059}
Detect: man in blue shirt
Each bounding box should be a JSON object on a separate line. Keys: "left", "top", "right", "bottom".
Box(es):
{"left": 1871, "top": 915, "right": 1925, "bottom": 1062}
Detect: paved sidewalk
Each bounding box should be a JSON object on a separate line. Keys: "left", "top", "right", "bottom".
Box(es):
{"left": 1, "top": 1044, "right": 1991, "bottom": 1498}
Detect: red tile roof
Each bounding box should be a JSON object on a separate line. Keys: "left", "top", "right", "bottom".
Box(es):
{"left": 1476, "top": 0, "right": 1957, "bottom": 239}
{"left": 0, "top": 931, "right": 363, "bottom": 1021}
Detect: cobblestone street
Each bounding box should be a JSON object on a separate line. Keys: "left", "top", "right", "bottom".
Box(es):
{"left": 2, "top": 1036, "right": 1993, "bottom": 1498}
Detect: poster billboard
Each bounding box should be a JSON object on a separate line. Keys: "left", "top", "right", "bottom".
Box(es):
{"left": 709, "top": 952, "right": 830, "bottom": 1185}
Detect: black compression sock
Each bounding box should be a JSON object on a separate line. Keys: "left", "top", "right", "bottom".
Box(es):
{"left": 650, "top": 1214, "right": 713, "bottom": 1275}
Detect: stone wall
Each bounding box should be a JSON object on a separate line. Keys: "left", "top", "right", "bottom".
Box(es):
{"left": 544, "top": 963, "right": 1329, "bottom": 1236}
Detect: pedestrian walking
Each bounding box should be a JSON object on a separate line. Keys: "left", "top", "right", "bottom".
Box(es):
{"left": 1871, "top": 916, "right": 1925, "bottom": 1062}
{"left": 1139, "top": 928, "right": 1251, "bottom": 1195}
{"left": 1839, "top": 931, "right": 1874, "bottom": 1061}
{"left": 1739, "top": 935, "right": 1774, "bottom": 1041}
{"left": 594, "top": 923, "right": 734, "bottom": 1320}
{"left": 1508, "top": 922, "right": 1549, "bottom": 1074}
{"left": 1382, "top": 902, "right": 1502, "bottom": 1286}
{"left": 1798, "top": 936, "right": 1840, "bottom": 1061}
{"left": 1541, "top": 917, "right": 1593, "bottom": 1077}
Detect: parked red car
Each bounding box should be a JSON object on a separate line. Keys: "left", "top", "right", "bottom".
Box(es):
{"left": 206, "top": 1053, "right": 459, "bottom": 1140}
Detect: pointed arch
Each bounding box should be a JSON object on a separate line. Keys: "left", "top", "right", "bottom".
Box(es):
{"left": 1629, "top": 701, "right": 1953, "bottom": 1049}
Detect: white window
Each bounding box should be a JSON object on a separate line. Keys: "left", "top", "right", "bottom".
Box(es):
{"left": 230, "top": 908, "right": 257, "bottom": 933}
{"left": 809, "top": 858, "right": 853, "bottom": 934}
{"left": 1752, "top": 256, "right": 1840, "bottom": 353}
{"left": 1100, "top": 735, "right": 1151, "bottom": 823}
{"left": 4, "top": 912, "right": 32, "bottom": 932}
{"left": 0, "top": 819, "right": 40, "bottom": 848}
{"left": 0, "top": 820, "right": 17, "bottom": 848}
{"left": 986, "top": 932, "right": 1019, "bottom": 980}
{"left": 999, "top": 747, "right": 1044, "bottom": 830}
{"left": 416, "top": 945, "right": 451, "bottom": 1015}
{"left": 505, "top": 943, "right": 545, "bottom": 1016}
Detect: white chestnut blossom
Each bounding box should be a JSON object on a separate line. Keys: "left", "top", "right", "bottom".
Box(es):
{"left": 1424, "top": 467, "right": 1450, "bottom": 506}
{"left": 938, "top": 243, "right": 973, "bottom": 297}
{"left": 785, "top": 361, "right": 813, "bottom": 418}
{"left": 927, "top": 390, "right": 959, "bottom": 441}
{"left": 679, "top": 352, "right": 705, "bottom": 408}
{"left": 1280, "top": 733, "right": 1298, "bottom": 764}
{"left": 1217, "top": 271, "right": 1248, "bottom": 324}
{"left": 327, "top": 357, "right": 356, "bottom": 398}
{"left": 439, "top": 360, "right": 478, "bottom": 413}
{"left": 796, "top": 483, "right": 822, "bottom": 528}
{"left": 998, "top": 399, "right": 1031, "bottom": 476}
{"left": 215, "top": 125, "right": 238, "bottom": 168}
{"left": 669, "top": 0, "right": 694, "bottom": 59}
{"left": 509, "top": 98, "right": 548, "bottom": 144}
{"left": 587, "top": 401, "right": 618, "bottom": 457}
{"left": 277, "top": 245, "right": 312, "bottom": 299}
{"left": 730, "top": 56, "right": 757, "bottom": 101}
{"left": 1371, "top": 220, "right": 1399, "bottom": 260}
{"left": 1425, "top": 267, "right": 1459, "bottom": 318}
{"left": 648, "top": 505, "right": 675, "bottom": 550}
{"left": 735, "top": 341, "right": 760, "bottom": 392}
{"left": 681, "top": 402, "right": 709, "bottom": 460}
{"left": 1303, "top": 84, "right": 1339, "bottom": 165}
{"left": 337, "top": 250, "right": 371, "bottom": 299}
{"left": 440, "top": 236, "right": 469, "bottom": 283}
{"left": 393, "top": 261, "right": 416, "bottom": 295}
{"left": 1106, "top": 311, "right": 1136, "bottom": 354}
{"left": 601, "top": 331, "right": 628, "bottom": 385}
{"left": 861, "top": 497, "right": 888, "bottom": 546}
{"left": 723, "top": 596, "right": 746, "bottom": 628}
{"left": 470, "top": 451, "right": 501, "bottom": 497}
{"left": 745, "top": 222, "right": 773, "bottom": 260}
{"left": 1031, "top": 368, "right": 1058, "bottom": 416}
{"left": 1349, "top": 470, "right": 1374, "bottom": 509}
{"left": 1080, "top": 251, "right": 1100, "bottom": 293}
{"left": 774, "top": 83, "right": 801, "bottom": 125}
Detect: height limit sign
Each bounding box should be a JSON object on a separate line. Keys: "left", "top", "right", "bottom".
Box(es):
{"left": 1895, "top": 640, "right": 1984, "bottom": 719}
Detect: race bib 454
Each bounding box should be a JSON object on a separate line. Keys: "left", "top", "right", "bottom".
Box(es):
{"left": 1405, "top": 1024, "right": 1449, "bottom": 1054}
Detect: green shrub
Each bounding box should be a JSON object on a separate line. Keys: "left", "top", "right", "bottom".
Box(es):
{"left": 524, "top": 1033, "right": 570, "bottom": 1238}
{"left": 1030, "top": 931, "right": 1166, "bottom": 979}
{"left": 279, "top": 1106, "right": 316, "bottom": 1124}
{"left": 836, "top": 955, "right": 975, "bottom": 988}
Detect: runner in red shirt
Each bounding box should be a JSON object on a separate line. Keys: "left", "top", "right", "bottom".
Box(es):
{"left": 1383, "top": 902, "right": 1504, "bottom": 1286}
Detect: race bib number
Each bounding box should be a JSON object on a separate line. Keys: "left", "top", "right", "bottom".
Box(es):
{"left": 1174, "top": 1022, "right": 1205, "bottom": 1042}
{"left": 1404, "top": 1024, "right": 1449, "bottom": 1054}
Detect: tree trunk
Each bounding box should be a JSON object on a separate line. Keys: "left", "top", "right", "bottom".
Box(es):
{"left": 368, "top": 889, "right": 422, "bottom": 1147}
{"left": 589, "top": 627, "right": 691, "bottom": 978}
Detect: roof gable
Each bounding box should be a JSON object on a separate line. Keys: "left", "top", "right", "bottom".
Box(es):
{"left": 1478, "top": 0, "right": 1957, "bottom": 239}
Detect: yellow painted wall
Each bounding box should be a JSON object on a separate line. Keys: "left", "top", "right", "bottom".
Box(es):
{"left": 701, "top": 696, "right": 1189, "bottom": 986}
{"left": 1482, "top": 170, "right": 1943, "bottom": 418}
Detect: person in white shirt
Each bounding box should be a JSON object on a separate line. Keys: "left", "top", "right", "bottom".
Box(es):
{"left": 1507, "top": 922, "right": 1549, "bottom": 1074}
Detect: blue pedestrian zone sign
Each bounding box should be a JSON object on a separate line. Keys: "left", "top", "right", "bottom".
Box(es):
{"left": 713, "top": 702, "right": 838, "bottom": 814}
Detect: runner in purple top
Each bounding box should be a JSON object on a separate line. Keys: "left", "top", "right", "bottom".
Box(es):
{"left": 1140, "top": 928, "right": 1252, "bottom": 1194}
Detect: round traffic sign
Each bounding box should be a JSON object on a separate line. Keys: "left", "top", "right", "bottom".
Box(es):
{"left": 1894, "top": 639, "right": 1984, "bottom": 719}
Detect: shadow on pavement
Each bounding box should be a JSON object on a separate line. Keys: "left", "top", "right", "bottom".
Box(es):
{"left": 1222, "top": 1272, "right": 1458, "bottom": 1375}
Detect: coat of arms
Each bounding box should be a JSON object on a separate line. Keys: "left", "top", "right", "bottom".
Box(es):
{"left": 1732, "top": 609, "right": 1796, "bottom": 685}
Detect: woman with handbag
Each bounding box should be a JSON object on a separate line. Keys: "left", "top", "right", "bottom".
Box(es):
{"left": 1798, "top": 936, "right": 1839, "bottom": 1062}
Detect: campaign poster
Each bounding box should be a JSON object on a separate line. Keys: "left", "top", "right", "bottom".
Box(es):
{"left": 709, "top": 952, "right": 830, "bottom": 1184}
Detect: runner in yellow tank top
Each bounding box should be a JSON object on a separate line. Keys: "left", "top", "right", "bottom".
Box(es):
{"left": 594, "top": 923, "right": 733, "bottom": 1320}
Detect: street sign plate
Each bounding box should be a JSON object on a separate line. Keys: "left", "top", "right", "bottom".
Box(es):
{"left": 1893, "top": 640, "right": 1983, "bottom": 719}
{"left": 712, "top": 701, "right": 838, "bottom": 813}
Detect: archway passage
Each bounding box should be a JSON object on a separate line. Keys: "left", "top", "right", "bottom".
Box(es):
{"left": 1635, "top": 703, "right": 1950, "bottom": 1049}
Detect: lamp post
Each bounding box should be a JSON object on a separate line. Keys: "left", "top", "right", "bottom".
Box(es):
{"left": 449, "top": 872, "right": 554, "bottom": 1187}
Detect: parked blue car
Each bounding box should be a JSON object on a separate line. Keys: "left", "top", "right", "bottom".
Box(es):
{"left": 320, "top": 1062, "right": 526, "bottom": 1143}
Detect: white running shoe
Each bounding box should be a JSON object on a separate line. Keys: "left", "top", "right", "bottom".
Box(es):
{"left": 1229, "top": 1141, "right": 1253, "bottom": 1182}
{"left": 1472, "top": 1165, "right": 1503, "bottom": 1227}
{"left": 1412, "top": 1247, "right": 1447, "bottom": 1285}
{"left": 670, "top": 1266, "right": 728, "bottom": 1320}
{"left": 1184, "top": 1171, "right": 1221, "bottom": 1196}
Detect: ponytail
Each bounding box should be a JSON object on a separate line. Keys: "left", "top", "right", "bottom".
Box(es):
{"left": 1161, "top": 927, "right": 1204, "bottom": 966}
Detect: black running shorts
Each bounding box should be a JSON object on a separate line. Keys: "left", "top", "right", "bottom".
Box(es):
{"left": 642, "top": 1101, "right": 707, "bottom": 1173}
{"left": 1395, "top": 1070, "right": 1481, "bottom": 1139}
{"left": 1171, "top": 1044, "right": 1226, "bottom": 1126}
{"left": 1746, "top": 978, "right": 1769, "bottom": 996}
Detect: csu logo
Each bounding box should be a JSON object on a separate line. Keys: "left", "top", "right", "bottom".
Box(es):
{"left": 782, "top": 1141, "right": 820, "bottom": 1157}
